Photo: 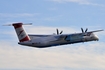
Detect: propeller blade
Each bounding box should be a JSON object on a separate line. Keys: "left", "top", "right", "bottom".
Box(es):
{"left": 81, "top": 28, "right": 84, "bottom": 33}
{"left": 56, "top": 29, "right": 59, "bottom": 35}
{"left": 60, "top": 31, "right": 63, "bottom": 34}
{"left": 85, "top": 28, "right": 88, "bottom": 33}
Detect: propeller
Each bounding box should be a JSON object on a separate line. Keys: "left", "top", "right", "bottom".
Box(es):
{"left": 56, "top": 29, "right": 63, "bottom": 35}
{"left": 81, "top": 28, "right": 88, "bottom": 36}
{"left": 81, "top": 28, "right": 88, "bottom": 33}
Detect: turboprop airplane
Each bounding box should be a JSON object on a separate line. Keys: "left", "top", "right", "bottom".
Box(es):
{"left": 4, "top": 22, "right": 103, "bottom": 48}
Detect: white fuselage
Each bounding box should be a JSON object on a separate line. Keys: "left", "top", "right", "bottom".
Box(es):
{"left": 18, "top": 33, "right": 98, "bottom": 48}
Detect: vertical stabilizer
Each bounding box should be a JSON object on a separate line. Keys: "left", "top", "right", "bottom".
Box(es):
{"left": 12, "top": 23, "right": 30, "bottom": 42}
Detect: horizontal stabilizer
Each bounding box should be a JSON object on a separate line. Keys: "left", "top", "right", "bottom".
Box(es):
{"left": 3, "top": 23, "right": 32, "bottom": 26}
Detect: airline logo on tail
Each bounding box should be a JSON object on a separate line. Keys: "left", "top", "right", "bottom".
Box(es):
{"left": 12, "top": 23, "right": 30, "bottom": 42}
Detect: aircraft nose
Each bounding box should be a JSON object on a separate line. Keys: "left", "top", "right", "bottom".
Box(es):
{"left": 94, "top": 35, "right": 99, "bottom": 41}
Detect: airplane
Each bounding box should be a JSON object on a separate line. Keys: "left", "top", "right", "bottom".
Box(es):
{"left": 4, "top": 22, "right": 103, "bottom": 48}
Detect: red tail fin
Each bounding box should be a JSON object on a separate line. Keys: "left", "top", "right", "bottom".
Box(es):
{"left": 12, "top": 23, "right": 30, "bottom": 42}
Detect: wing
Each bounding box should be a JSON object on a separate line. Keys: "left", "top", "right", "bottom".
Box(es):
{"left": 85, "top": 30, "right": 104, "bottom": 36}
{"left": 88, "top": 30, "right": 104, "bottom": 33}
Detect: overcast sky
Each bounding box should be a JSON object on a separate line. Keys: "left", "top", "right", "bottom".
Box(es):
{"left": 0, "top": 0, "right": 105, "bottom": 70}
